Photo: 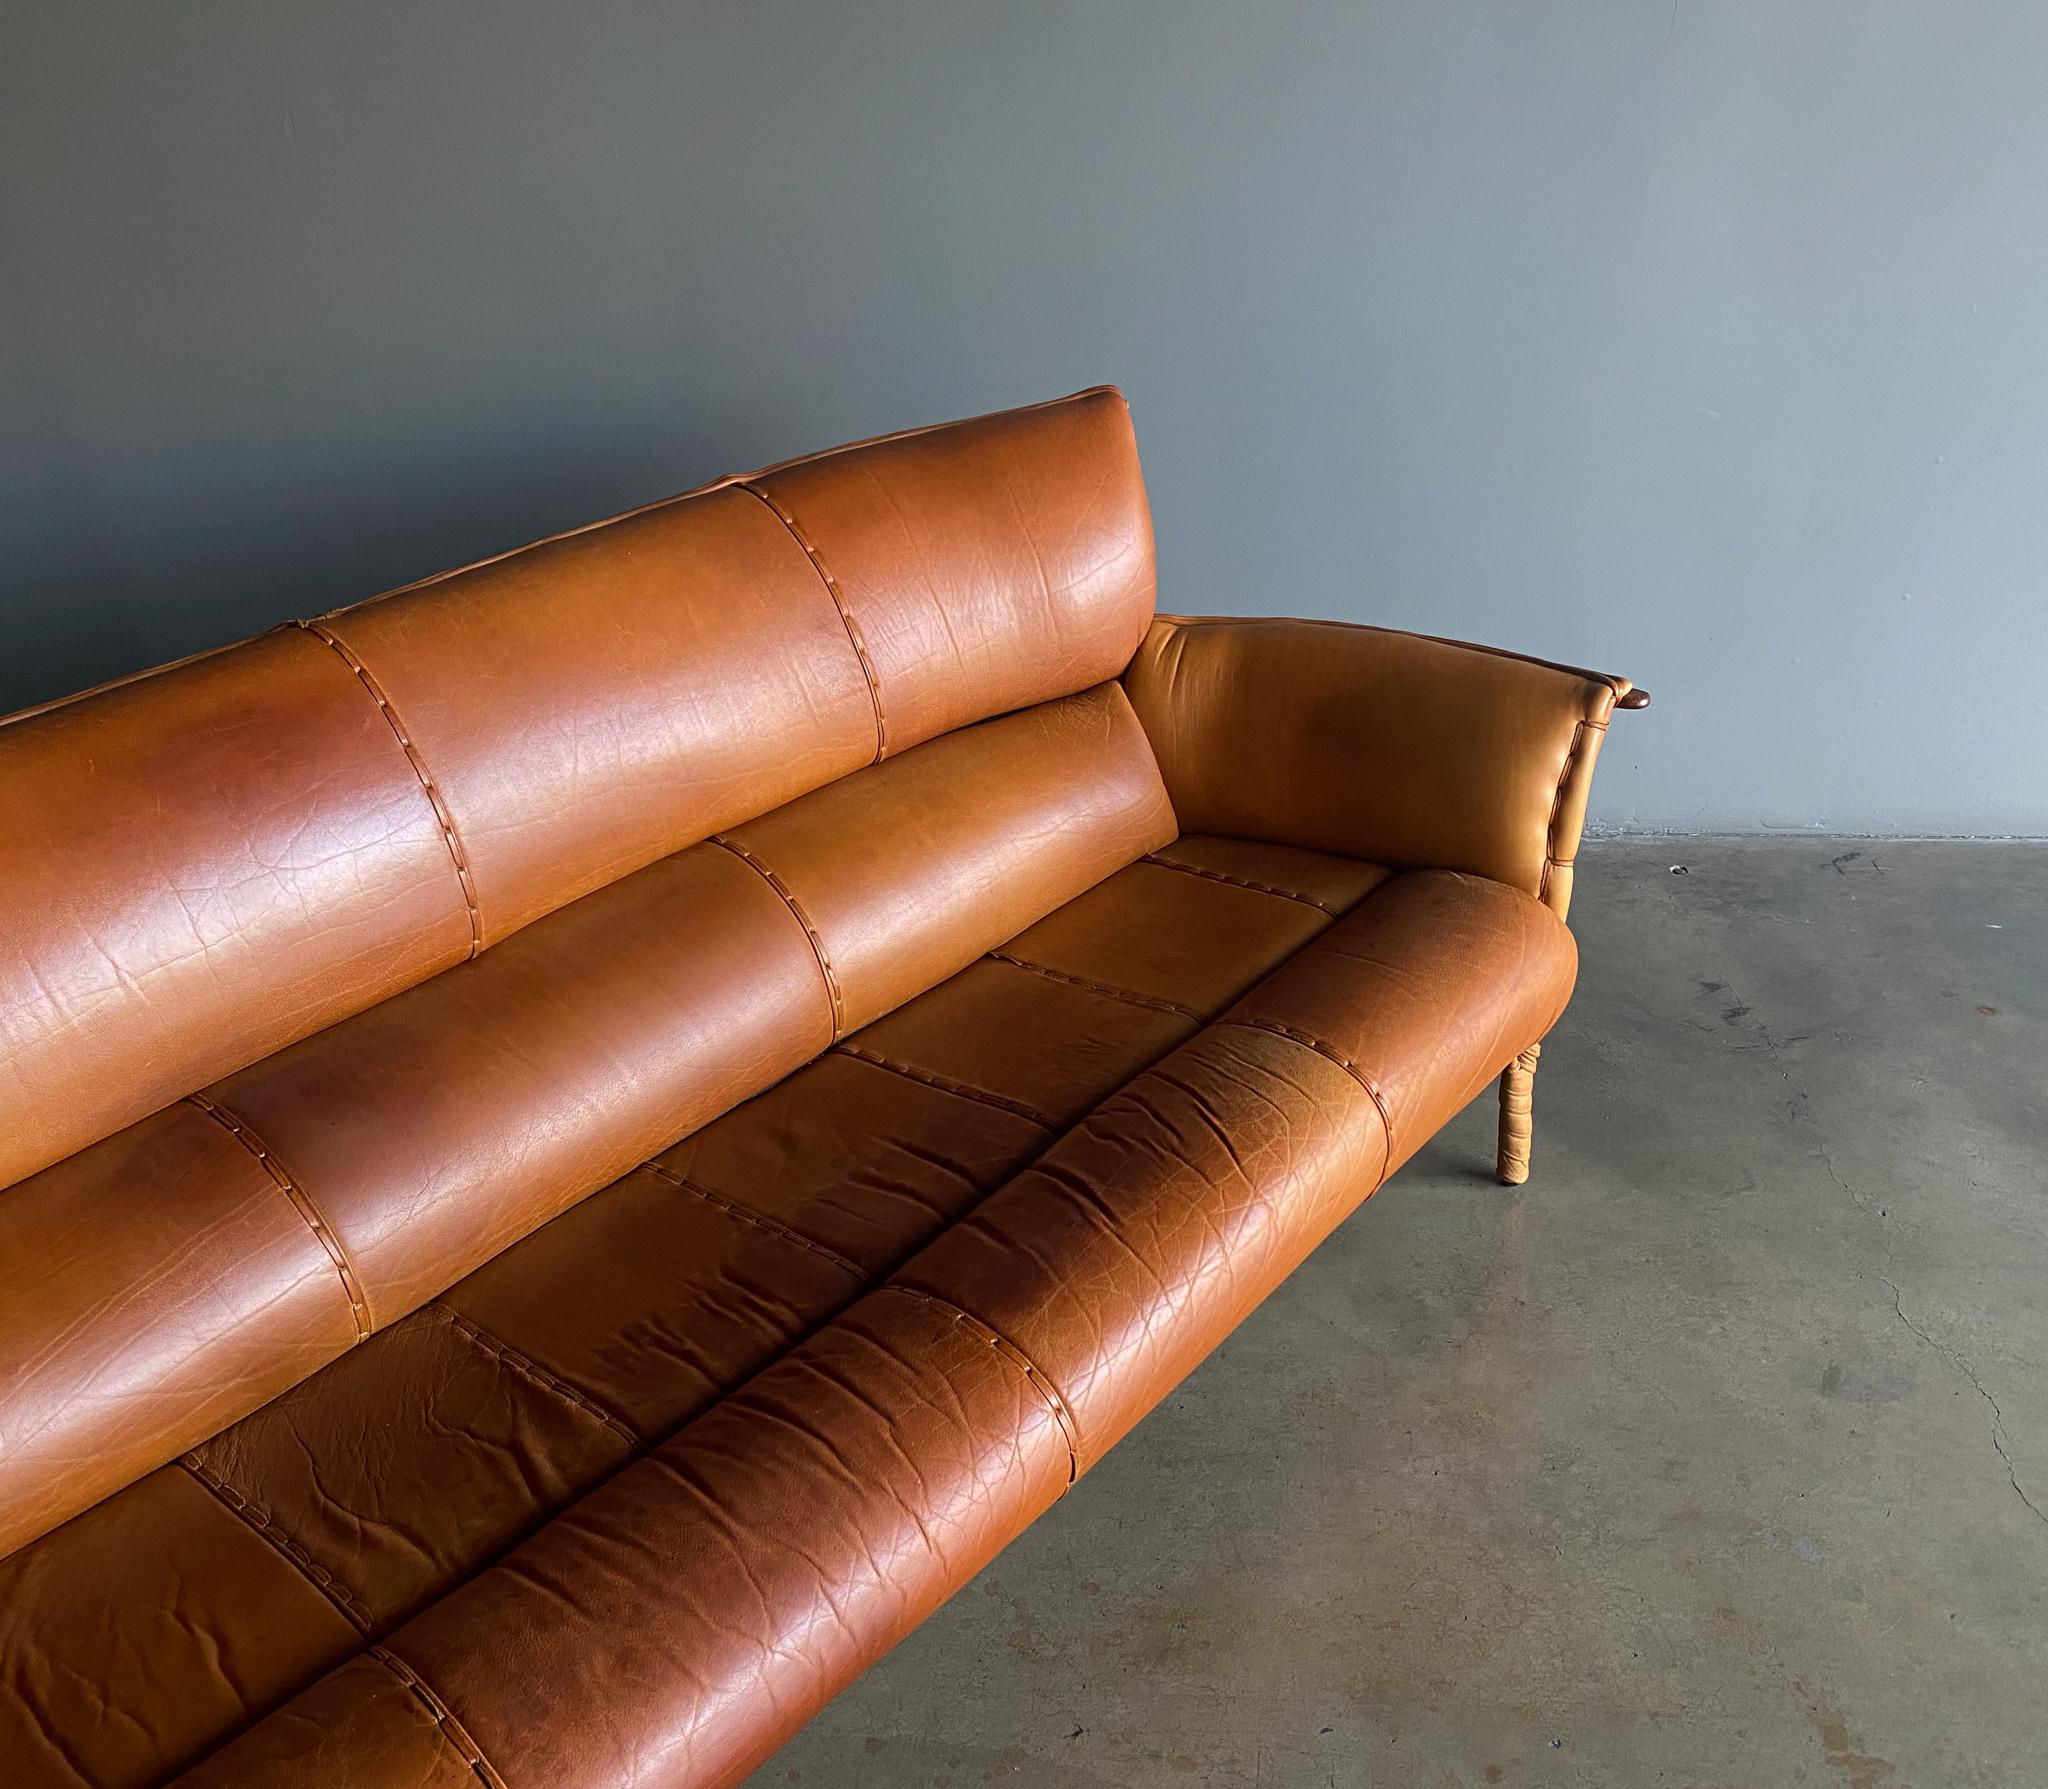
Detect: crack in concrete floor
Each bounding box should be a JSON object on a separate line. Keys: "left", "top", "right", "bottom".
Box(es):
{"left": 1721, "top": 959, "right": 2047, "bottom": 1534}
{"left": 1882, "top": 1275, "right": 2047, "bottom": 1531}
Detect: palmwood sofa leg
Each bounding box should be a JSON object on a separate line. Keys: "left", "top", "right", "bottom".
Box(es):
{"left": 1496, "top": 1043, "right": 1541, "bottom": 1185}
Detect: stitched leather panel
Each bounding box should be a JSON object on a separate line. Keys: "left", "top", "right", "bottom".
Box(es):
{"left": 1144, "top": 833, "right": 1395, "bottom": 914}
{"left": 442, "top": 1156, "right": 884, "bottom": 1446}
{"left": 0, "top": 686, "right": 1168, "bottom": 1562}
{"left": 1225, "top": 870, "right": 1578, "bottom": 1172}
{"left": 0, "top": 391, "right": 1150, "bottom": 1197}
{"left": 172, "top": 1652, "right": 488, "bottom": 1789}
{"left": 333, "top": 1292, "right": 1077, "bottom": 1789}
{"left": 313, "top": 485, "right": 876, "bottom": 947}
{"left": 719, "top": 683, "right": 1176, "bottom": 1033}
{"left": 750, "top": 387, "right": 1155, "bottom": 759}
{"left": 209, "top": 842, "right": 830, "bottom": 1329}
{"left": 732, "top": 481, "right": 887, "bottom": 763}
{"left": 0, "top": 1105, "right": 361, "bottom": 1561}
{"left": 0, "top": 626, "right": 474, "bottom": 1192}
{"left": 650, "top": 1053, "right": 1053, "bottom": 1287}
{"left": 185, "top": 1306, "right": 640, "bottom": 1634}
{"left": 998, "top": 852, "right": 1384, "bottom": 1013}
{"left": 158, "top": 860, "right": 1576, "bottom": 1789}
{"left": 291, "top": 621, "right": 486, "bottom": 957}
{"left": 0, "top": 1468, "right": 359, "bottom": 1789}
{"left": 897, "top": 1022, "right": 1391, "bottom": 1475}
{"left": 0, "top": 835, "right": 1379, "bottom": 1787}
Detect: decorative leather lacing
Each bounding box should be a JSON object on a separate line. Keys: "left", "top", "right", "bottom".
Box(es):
{"left": 1141, "top": 851, "right": 1339, "bottom": 914}
{"left": 180, "top": 1452, "right": 372, "bottom": 1633}
{"left": 836, "top": 1041, "right": 1060, "bottom": 1132}
{"left": 185, "top": 1092, "right": 372, "bottom": 1342}
{"left": 986, "top": 950, "right": 1201, "bottom": 1021}
{"left": 736, "top": 481, "right": 888, "bottom": 764}
{"left": 432, "top": 1303, "right": 641, "bottom": 1445}
{"left": 708, "top": 833, "right": 846, "bottom": 1038}
{"left": 641, "top": 1161, "right": 866, "bottom": 1280}
{"left": 882, "top": 1285, "right": 1082, "bottom": 1487}
{"left": 372, "top": 1647, "right": 509, "bottom": 1789}
{"left": 1219, "top": 1016, "right": 1398, "bottom": 1162}
{"left": 291, "top": 619, "right": 484, "bottom": 955}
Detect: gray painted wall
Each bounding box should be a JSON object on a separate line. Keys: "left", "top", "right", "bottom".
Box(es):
{"left": 5, "top": 3, "right": 2044, "bottom": 833}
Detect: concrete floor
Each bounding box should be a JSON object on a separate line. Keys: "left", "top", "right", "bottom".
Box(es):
{"left": 747, "top": 840, "right": 2047, "bottom": 1789}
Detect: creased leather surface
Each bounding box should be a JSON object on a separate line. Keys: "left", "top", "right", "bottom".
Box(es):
{"left": 2, "top": 835, "right": 1383, "bottom": 1787}
{"left": 0, "top": 389, "right": 1152, "bottom": 1193}
{"left": 901, "top": 873, "right": 1577, "bottom": 1470}
{"left": 1225, "top": 869, "right": 1578, "bottom": 1172}
{"left": 149, "top": 864, "right": 1573, "bottom": 1789}
{"left": 0, "top": 626, "right": 474, "bottom": 1189}
{"left": 0, "top": 1467, "right": 361, "bottom": 1789}
{"left": 170, "top": 1652, "right": 489, "bottom": 1789}
{"left": 378, "top": 1291, "right": 1076, "bottom": 1789}
{"left": 0, "top": 391, "right": 1627, "bottom": 1789}
{"left": 174, "top": 1295, "right": 1075, "bottom": 1789}
{"left": 902, "top": 1021, "right": 1389, "bottom": 1471}
{"left": 312, "top": 485, "right": 877, "bottom": 945}
{"left": 0, "top": 1106, "right": 361, "bottom": 1562}
{"left": 0, "top": 684, "right": 1170, "bottom": 1562}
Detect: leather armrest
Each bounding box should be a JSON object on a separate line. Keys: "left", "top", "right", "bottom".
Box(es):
{"left": 1121, "top": 615, "right": 1647, "bottom": 918}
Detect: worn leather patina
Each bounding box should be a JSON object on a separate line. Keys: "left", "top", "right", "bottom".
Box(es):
{"left": 0, "top": 389, "right": 1640, "bottom": 1788}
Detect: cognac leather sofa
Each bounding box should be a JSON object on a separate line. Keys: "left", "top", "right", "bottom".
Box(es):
{"left": 0, "top": 388, "right": 1643, "bottom": 1788}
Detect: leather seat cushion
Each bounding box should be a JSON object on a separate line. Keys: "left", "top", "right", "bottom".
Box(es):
{"left": 0, "top": 839, "right": 1572, "bottom": 1789}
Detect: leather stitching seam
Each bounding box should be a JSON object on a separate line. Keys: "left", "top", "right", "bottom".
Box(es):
{"left": 1141, "top": 852, "right": 1339, "bottom": 914}
{"left": 1221, "top": 1016, "right": 1398, "bottom": 1166}
{"left": 642, "top": 1161, "right": 867, "bottom": 1280}
{"left": 185, "top": 1092, "right": 372, "bottom": 1342}
{"left": 178, "top": 1453, "right": 372, "bottom": 1633}
{"left": 429, "top": 1303, "right": 643, "bottom": 1445}
{"left": 835, "top": 1041, "right": 1060, "bottom": 1131}
{"left": 986, "top": 950, "right": 1202, "bottom": 1021}
{"left": 293, "top": 620, "right": 484, "bottom": 957}
{"left": 710, "top": 834, "right": 845, "bottom": 1038}
{"left": 883, "top": 1286, "right": 1081, "bottom": 1486}
{"left": 738, "top": 481, "right": 888, "bottom": 763}
{"left": 1537, "top": 716, "right": 1606, "bottom": 904}
{"left": 370, "top": 1647, "right": 508, "bottom": 1789}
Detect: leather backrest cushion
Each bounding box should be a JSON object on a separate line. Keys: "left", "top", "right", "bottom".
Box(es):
{"left": 0, "top": 389, "right": 1153, "bottom": 1191}
{"left": 720, "top": 683, "right": 1173, "bottom": 1033}
{"left": 747, "top": 387, "right": 1155, "bottom": 757}
{"left": 314, "top": 484, "right": 879, "bottom": 943}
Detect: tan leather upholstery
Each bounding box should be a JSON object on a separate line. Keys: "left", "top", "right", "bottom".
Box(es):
{"left": 1123, "top": 613, "right": 1638, "bottom": 917}
{"left": 0, "top": 388, "right": 1153, "bottom": 1193}
{"left": 0, "top": 388, "right": 1638, "bottom": 1787}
